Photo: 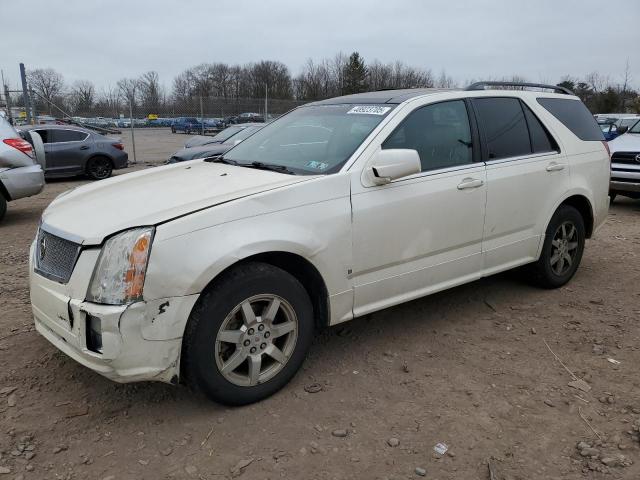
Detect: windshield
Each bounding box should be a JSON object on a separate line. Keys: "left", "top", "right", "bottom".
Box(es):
{"left": 630, "top": 119, "right": 640, "bottom": 134}
{"left": 211, "top": 126, "right": 245, "bottom": 142}
{"left": 223, "top": 104, "right": 395, "bottom": 175}
{"left": 224, "top": 125, "right": 261, "bottom": 143}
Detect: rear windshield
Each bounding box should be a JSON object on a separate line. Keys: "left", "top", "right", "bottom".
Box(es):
{"left": 537, "top": 98, "right": 604, "bottom": 141}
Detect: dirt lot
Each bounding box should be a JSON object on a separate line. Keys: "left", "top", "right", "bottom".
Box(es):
{"left": 1, "top": 129, "right": 639, "bottom": 480}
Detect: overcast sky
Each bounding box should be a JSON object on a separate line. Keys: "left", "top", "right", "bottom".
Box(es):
{"left": 2, "top": 0, "right": 639, "bottom": 92}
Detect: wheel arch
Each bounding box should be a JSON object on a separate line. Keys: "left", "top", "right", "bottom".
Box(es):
{"left": 557, "top": 194, "right": 594, "bottom": 238}
{"left": 194, "top": 251, "right": 331, "bottom": 331}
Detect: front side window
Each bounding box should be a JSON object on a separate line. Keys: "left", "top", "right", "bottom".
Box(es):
{"left": 224, "top": 104, "right": 394, "bottom": 175}
{"left": 382, "top": 100, "right": 473, "bottom": 171}
{"left": 472, "top": 98, "right": 531, "bottom": 160}
{"left": 52, "top": 129, "right": 88, "bottom": 143}
{"left": 630, "top": 120, "right": 640, "bottom": 134}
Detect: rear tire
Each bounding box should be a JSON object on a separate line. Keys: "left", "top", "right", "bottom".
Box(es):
{"left": 0, "top": 196, "right": 7, "bottom": 222}
{"left": 527, "top": 205, "right": 585, "bottom": 289}
{"left": 171, "top": 127, "right": 176, "bottom": 133}
{"left": 182, "top": 262, "right": 314, "bottom": 405}
{"left": 610, "top": 193, "right": 617, "bottom": 204}
{"left": 86, "top": 156, "right": 113, "bottom": 180}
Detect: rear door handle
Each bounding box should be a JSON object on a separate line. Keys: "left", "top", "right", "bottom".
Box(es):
{"left": 457, "top": 178, "right": 484, "bottom": 190}
{"left": 546, "top": 162, "right": 566, "bottom": 172}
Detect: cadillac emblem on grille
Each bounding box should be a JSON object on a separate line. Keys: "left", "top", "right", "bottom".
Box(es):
{"left": 39, "top": 233, "right": 47, "bottom": 261}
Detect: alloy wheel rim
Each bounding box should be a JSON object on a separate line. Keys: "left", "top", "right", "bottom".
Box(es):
{"left": 550, "top": 221, "right": 579, "bottom": 276}
{"left": 214, "top": 294, "right": 298, "bottom": 387}
{"left": 91, "top": 160, "right": 110, "bottom": 179}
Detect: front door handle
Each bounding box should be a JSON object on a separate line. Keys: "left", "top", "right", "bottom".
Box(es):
{"left": 457, "top": 178, "right": 484, "bottom": 190}
{"left": 79, "top": 145, "right": 90, "bottom": 150}
{"left": 546, "top": 162, "right": 566, "bottom": 172}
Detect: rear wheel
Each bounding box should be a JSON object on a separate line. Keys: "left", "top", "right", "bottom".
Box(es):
{"left": 171, "top": 127, "right": 176, "bottom": 133}
{"left": 528, "top": 205, "right": 585, "bottom": 289}
{"left": 610, "top": 193, "right": 617, "bottom": 204}
{"left": 182, "top": 262, "right": 314, "bottom": 405}
{"left": 0, "top": 196, "right": 7, "bottom": 222}
{"left": 86, "top": 156, "right": 113, "bottom": 180}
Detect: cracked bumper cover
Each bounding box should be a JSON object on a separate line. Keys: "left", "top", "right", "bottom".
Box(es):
{"left": 30, "top": 245, "right": 199, "bottom": 384}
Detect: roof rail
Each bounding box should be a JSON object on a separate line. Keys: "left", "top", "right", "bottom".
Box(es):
{"left": 465, "top": 81, "right": 574, "bottom": 95}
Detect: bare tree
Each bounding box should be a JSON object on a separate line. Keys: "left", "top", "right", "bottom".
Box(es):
{"left": 138, "top": 71, "right": 162, "bottom": 113}
{"left": 117, "top": 78, "right": 139, "bottom": 110}
{"left": 68, "top": 80, "right": 95, "bottom": 114}
{"left": 28, "top": 68, "right": 65, "bottom": 114}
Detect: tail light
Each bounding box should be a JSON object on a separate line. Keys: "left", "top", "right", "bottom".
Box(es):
{"left": 112, "top": 143, "right": 124, "bottom": 151}
{"left": 3, "top": 138, "right": 34, "bottom": 159}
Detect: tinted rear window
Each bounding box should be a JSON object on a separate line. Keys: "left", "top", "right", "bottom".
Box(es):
{"left": 537, "top": 98, "right": 604, "bottom": 141}
{"left": 53, "top": 130, "right": 88, "bottom": 142}
{"left": 522, "top": 103, "right": 559, "bottom": 153}
{"left": 472, "top": 97, "right": 531, "bottom": 160}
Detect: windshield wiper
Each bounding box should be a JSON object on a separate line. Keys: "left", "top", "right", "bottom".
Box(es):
{"left": 241, "top": 161, "right": 296, "bottom": 175}
{"left": 204, "top": 155, "right": 237, "bottom": 164}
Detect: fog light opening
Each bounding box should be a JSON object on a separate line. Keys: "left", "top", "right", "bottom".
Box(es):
{"left": 86, "top": 315, "right": 103, "bottom": 353}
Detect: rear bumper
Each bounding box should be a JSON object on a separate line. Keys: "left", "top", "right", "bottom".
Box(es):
{"left": 112, "top": 152, "right": 128, "bottom": 169}
{"left": 0, "top": 164, "right": 44, "bottom": 201}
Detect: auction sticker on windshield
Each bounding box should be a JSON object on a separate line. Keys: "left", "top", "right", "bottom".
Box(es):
{"left": 347, "top": 106, "right": 392, "bottom": 115}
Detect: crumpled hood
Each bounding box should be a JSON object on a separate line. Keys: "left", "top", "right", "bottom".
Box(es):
{"left": 42, "top": 161, "right": 311, "bottom": 245}
{"left": 608, "top": 133, "right": 640, "bottom": 154}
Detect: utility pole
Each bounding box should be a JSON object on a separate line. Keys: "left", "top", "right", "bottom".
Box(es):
{"left": 200, "top": 94, "right": 204, "bottom": 135}
{"left": 264, "top": 84, "right": 268, "bottom": 120}
{"left": 19, "top": 63, "right": 32, "bottom": 124}
{"left": 129, "top": 86, "right": 137, "bottom": 164}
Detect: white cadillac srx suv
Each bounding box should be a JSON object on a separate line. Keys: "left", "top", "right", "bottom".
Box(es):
{"left": 30, "top": 82, "right": 610, "bottom": 405}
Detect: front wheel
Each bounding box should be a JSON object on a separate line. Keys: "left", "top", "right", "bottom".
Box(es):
{"left": 86, "top": 156, "right": 113, "bottom": 180}
{"left": 527, "top": 205, "right": 585, "bottom": 289}
{"left": 182, "top": 262, "right": 314, "bottom": 405}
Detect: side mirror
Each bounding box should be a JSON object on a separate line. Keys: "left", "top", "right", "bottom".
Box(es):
{"left": 368, "top": 149, "right": 421, "bottom": 185}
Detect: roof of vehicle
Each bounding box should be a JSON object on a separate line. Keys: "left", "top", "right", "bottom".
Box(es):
{"left": 18, "top": 124, "right": 94, "bottom": 134}
{"left": 309, "top": 88, "right": 456, "bottom": 105}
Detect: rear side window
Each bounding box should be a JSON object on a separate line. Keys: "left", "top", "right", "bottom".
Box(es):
{"left": 522, "top": 103, "right": 559, "bottom": 153}
{"left": 34, "top": 129, "right": 51, "bottom": 143}
{"left": 537, "top": 98, "right": 604, "bottom": 141}
{"left": 52, "top": 130, "right": 88, "bottom": 143}
{"left": 472, "top": 98, "right": 531, "bottom": 160}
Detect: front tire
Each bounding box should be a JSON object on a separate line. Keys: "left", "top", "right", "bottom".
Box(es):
{"left": 182, "top": 262, "right": 314, "bottom": 405}
{"left": 0, "top": 196, "right": 7, "bottom": 222}
{"left": 86, "top": 156, "right": 113, "bottom": 180}
{"left": 528, "top": 205, "right": 585, "bottom": 289}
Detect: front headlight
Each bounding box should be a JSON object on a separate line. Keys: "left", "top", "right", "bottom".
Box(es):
{"left": 87, "top": 227, "right": 154, "bottom": 305}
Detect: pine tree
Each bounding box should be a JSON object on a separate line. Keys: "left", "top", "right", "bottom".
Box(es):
{"left": 343, "top": 52, "right": 369, "bottom": 95}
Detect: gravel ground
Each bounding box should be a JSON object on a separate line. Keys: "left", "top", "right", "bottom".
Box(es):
{"left": 0, "top": 129, "right": 639, "bottom": 479}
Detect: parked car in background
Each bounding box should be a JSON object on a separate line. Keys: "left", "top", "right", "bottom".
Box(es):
{"left": 184, "top": 124, "right": 264, "bottom": 149}
{"left": 168, "top": 123, "right": 263, "bottom": 162}
{"left": 18, "top": 125, "right": 128, "bottom": 180}
{"left": 30, "top": 83, "right": 609, "bottom": 405}
{"left": 203, "top": 118, "right": 224, "bottom": 132}
{"left": 224, "top": 113, "right": 265, "bottom": 126}
{"left": 598, "top": 120, "right": 620, "bottom": 141}
{"left": 608, "top": 118, "right": 640, "bottom": 202}
{"left": 171, "top": 117, "right": 204, "bottom": 134}
{"left": 0, "top": 115, "right": 45, "bottom": 222}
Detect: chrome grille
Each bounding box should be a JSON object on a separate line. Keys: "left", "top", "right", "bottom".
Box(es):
{"left": 611, "top": 151, "right": 640, "bottom": 165}
{"left": 34, "top": 229, "right": 81, "bottom": 284}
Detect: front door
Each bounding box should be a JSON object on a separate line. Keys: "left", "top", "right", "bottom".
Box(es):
{"left": 45, "top": 129, "right": 92, "bottom": 176}
{"left": 350, "top": 99, "right": 487, "bottom": 317}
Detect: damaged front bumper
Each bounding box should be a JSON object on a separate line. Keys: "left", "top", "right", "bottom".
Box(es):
{"left": 30, "top": 243, "right": 199, "bottom": 384}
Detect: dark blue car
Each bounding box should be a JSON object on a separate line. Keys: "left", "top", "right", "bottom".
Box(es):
{"left": 171, "top": 117, "right": 204, "bottom": 134}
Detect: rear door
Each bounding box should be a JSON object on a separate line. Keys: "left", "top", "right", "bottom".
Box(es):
{"left": 471, "top": 97, "right": 568, "bottom": 274}
{"left": 46, "top": 129, "right": 92, "bottom": 176}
